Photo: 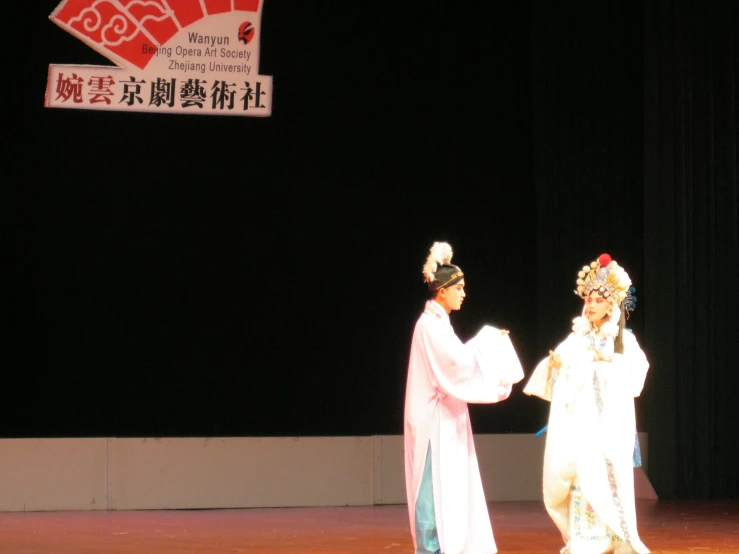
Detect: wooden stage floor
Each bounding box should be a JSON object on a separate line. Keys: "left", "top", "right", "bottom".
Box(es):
{"left": 1, "top": 500, "right": 737, "bottom": 553}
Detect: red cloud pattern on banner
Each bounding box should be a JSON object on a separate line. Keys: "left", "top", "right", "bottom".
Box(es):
{"left": 51, "top": 0, "right": 261, "bottom": 69}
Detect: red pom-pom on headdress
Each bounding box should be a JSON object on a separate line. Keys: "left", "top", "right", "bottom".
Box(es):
{"left": 598, "top": 253, "right": 612, "bottom": 266}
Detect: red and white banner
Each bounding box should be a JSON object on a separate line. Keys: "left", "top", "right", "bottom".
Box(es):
{"left": 45, "top": 0, "right": 273, "bottom": 116}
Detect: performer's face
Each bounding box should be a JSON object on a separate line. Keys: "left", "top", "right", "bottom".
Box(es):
{"left": 584, "top": 291, "right": 610, "bottom": 324}
{"left": 438, "top": 280, "right": 466, "bottom": 313}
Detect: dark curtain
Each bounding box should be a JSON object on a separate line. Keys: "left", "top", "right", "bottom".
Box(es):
{"left": 643, "top": 0, "right": 739, "bottom": 498}
{"left": 531, "top": 0, "right": 739, "bottom": 499}
{"left": 530, "top": 3, "right": 646, "bottom": 423}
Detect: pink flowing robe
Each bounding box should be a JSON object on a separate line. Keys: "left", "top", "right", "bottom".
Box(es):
{"left": 404, "top": 301, "right": 524, "bottom": 554}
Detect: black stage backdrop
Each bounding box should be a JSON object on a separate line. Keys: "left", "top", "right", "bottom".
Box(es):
{"left": 5, "top": 1, "right": 737, "bottom": 499}
{"left": 643, "top": 0, "right": 738, "bottom": 499}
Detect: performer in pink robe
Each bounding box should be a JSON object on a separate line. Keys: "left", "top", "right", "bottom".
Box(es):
{"left": 404, "top": 242, "right": 524, "bottom": 554}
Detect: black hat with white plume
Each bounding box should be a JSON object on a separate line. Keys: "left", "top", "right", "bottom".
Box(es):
{"left": 422, "top": 242, "right": 464, "bottom": 292}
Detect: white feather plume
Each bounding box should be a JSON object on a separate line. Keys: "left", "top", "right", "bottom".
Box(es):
{"left": 422, "top": 242, "right": 453, "bottom": 283}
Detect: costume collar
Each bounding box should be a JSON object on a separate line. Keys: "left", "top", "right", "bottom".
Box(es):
{"left": 424, "top": 300, "right": 450, "bottom": 323}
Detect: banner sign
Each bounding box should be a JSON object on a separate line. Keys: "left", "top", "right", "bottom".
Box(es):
{"left": 45, "top": 0, "right": 273, "bottom": 116}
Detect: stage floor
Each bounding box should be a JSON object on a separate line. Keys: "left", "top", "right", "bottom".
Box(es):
{"left": 1, "top": 500, "right": 737, "bottom": 553}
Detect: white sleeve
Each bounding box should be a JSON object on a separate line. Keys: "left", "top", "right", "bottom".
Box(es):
{"left": 523, "top": 335, "right": 575, "bottom": 401}
{"left": 612, "top": 330, "right": 650, "bottom": 397}
{"left": 418, "top": 321, "right": 516, "bottom": 404}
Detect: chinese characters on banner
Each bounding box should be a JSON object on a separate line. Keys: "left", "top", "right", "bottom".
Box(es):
{"left": 45, "top": 0, "right": 273, "bottom": 117}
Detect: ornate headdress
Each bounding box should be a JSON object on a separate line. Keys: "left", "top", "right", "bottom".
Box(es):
{"left": 574, "top": 253, "right": 637, "bottom": 317}
{"left": 422, "top": 242, "right": 464, "bottom": 292}
{"left": 571, "top": 253, "right": 638, "bottom": 355}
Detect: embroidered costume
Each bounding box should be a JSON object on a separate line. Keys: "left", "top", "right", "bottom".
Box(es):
{"left": 524, "top": 254, "right": 650, "bottom": 554}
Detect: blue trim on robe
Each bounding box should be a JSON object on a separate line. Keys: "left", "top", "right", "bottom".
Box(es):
{"left": 414, "top": 442, "right": 440, "bottom": 554}
{"left": 633, "top": 431, "right": 643, "bottom": 468}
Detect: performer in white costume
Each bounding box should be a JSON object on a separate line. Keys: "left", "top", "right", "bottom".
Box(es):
{"left": 524, "top": 253, "right": 650, "bottom": 554}
{"left": 404, "top": 242, "right": 524, "bottom": 554}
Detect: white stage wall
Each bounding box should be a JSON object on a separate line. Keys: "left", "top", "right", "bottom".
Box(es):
{"left": 0, "top": 434, "right": 649, "bottom": 512}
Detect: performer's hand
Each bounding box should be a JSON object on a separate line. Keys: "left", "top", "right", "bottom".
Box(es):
{"left": 589, "top": 347, "right": 613, "bottom": 363}
{"left": 547, "top": 350, "right": 562, "bottom": 371}
{"left": 500, "top": 329, "right": 510, "bottom": 336}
